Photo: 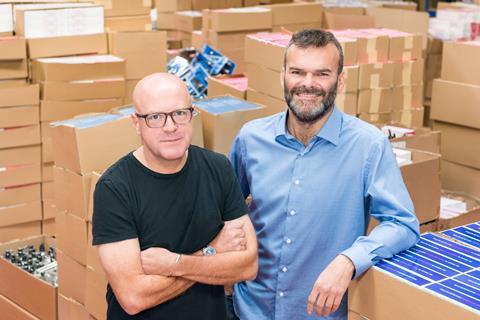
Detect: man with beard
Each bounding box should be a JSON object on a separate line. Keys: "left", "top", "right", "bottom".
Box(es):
{"left": 228, "top": 29, "right": 419, "bottom": 319}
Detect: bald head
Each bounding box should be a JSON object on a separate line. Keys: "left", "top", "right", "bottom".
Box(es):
{"left": 133, "top": 73, "right": 191, "bottom": 114}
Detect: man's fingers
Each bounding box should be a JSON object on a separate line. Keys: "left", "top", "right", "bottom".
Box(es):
{"left": 314, "top": 292, "right": 328, "bottom": 316}
{"left": 331, "top": 295, "right": 342, "bottom": 314}
{"left": 307, "top": 288, "right": 319, "bottom": 314}
{"left": 323, "top": 295, "right": 336, "bottom": 317}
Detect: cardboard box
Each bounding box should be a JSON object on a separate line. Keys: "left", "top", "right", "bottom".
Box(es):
{"left": 85, "top": 266, "right": 108, "bottom": 320}
{"left": 0, "top": 4, "right": 13, "bottom": 34}
{"left": 442, "top": 160, "right": 480, "bottom": 199}
{"left": 331, "top": 30, "right": 389, "bottom": 64}
{"left": 108, "top": 31, "right": 167, "bottom": 79}
{"left": 0, "top": 59, "right": 27, "bottom": 80}
{"left": 41, "top": 79, "right": 126, "bottom": 101}
{"left": 247, "top": 63, "right": 282, "bottom": 99}
{"left": 95, "top": 0, "right": 151, "bottom": 17}
{"left": 442, "top": 41, "right": 480, "bottom": 86}
{"left": 105, "top": 14, "right": 152, "bottom": 32}
{"left": 54, "top": 167, "right": 92, "bottom": 220}
{"left": 391, "top": 108, "right": 424, "bottom": 128}
{"left": 358, "top": 112, "right": 392, "bottom": 124}
{"left": 358, "top": 62, "right": 394, "bottom": 90}
{"left": 57, "top": 249, "right": 87, "bottom": 305}
{"left": 433, "top": 121, "right": 480, "bottom": 170}
{"left": 392, "top": 84, "right": 423, "bottom": 110}
{"left": 52, "top": 112, "right": 140, "bottom": 174}
{"left": 387, "top": 32, "right": 423, "bottom": 62}
{"left": 0, "top": 106, "right": 39, "bottom": 128}
{"left": 336, "top": 92, "right": 358, "bottom": 116}
{"left": 32, "top": 55, "right": 125, "bottom": 83}
{"left": 42, "top": 218, "right": 55, "bottom": 236}
{"left": 0, "top": 37, "right": 26, "bottom": 60}
{"left": 191, "top": 30, "right": 206, "bottom": 49}
{"left": 203, "top": 7, "right": 272, "bottom": 32}
{"left": 246, "top": 88, "right": 285, "bottom": 116}
{"left": 424, "top": 54, "right": 441, "bottom": 99}
{"left": 0, "top": 294, "right": 40, "bottom": 320}
{"left": 357, "top": 88, "right": 392, "bottom": 114}
{"left": 0, "top": 236, "right": 57, "bottom": 319}
{"left": 41, "top": 122, "right": 53, "bottom": 163}
{"left": 42, "top": 199, "right": 56, "bottom": 220}
{"left": 208, "top": 75, "right": 247, "bottom": 100}
{"left": 194, "top": 96, "right": 266, "bottom": 155}
{"left": 156, "top": 12, "right": 176, "bottom": 30}
{"left": 0, "top": 84, "right": 39, "bottom": 108}
{"left": 0, "top": 147, "right": 41, "bottom": 188}
{"left": 58, "top": 294, "right": 90, "bottom": 320}
{"left": 276, "top": 22, "right": 322, "bottom": 33}
{"left": 394, "top": 59, "right": 424, "bottom": 86}
{"left": 56, "top": 211, "right": 88, "bottom": 266}
{"left": 438, "top": 191, "right": 480, "bottom": 231}
{"left": 244, "top": 33, "right": 287, "bottom": 72}
{"left": 42, "top": 162, "right": 54, "bottom": 182}
{"left": 431, "top": 79, "right": 480, "bottom": 130}
{"left": 0, "top": 124, "right": 40, "bottom": 150}
{"left": 384, "top": 125, "right": 441, "bottom": 154}
{"left": 0, "top": 221, "right": 41, "bottom": 243}
{"left": 207, "top": 29, "right": 269, "bottom": 52}
{"left": 175, "top": 11, "right": 202, "bottom": 32}
{"left": 40, "top": 98, "right": 123, "bottom": 123}
{"left": 0, "top": 79, "right": 27, "bottom": 88}
{"left": 342, "top": 65, "right": 359, "bottom": 94}
{"left": 15, "top": 4, "right": 104, "bottom": 39}
{"left": 419, "top": 219, "right": 438, "bottom": 233}
{"left": 0, "top": 183, "right": 41, "bottom": 207}
{"left": 154, "top": 0, "right": 191, "bottom": 12}
{"left": 266, "top": 2, "right": 323, "bottom": 26}
{"left": 323, "top": 13, "right": 375, "bottom": 30}
{"left": 0, "top": 201, "right": 42, "bottom": 228}
{"left": 123, "top": 79, "right": 138, "bottom": 104}
{"left": 27, "top": 33, "right": 108, "bottom": 59}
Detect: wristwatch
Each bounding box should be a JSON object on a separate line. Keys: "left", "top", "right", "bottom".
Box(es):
{"left": 202, "top": 246, "right": 216, "bottom": 256}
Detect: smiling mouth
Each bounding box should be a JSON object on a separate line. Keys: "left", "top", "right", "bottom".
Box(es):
{"left": 160, "top": 138, "right": 182, "bottom": 143}
{"left": 295, "top": 93, "right": 322, "bottom": 99}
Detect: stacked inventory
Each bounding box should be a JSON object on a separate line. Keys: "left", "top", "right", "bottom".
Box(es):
{"left": 203, "top": 7, "right": 273, "bottom": 73}
{"left": 431, "top": 41, "right": 480, "bottom": 198}
{"left": 95, "top": 0, "right": 153, "bottom": 32}
{"left": 439, "top": 191, "right": 480, "bottom": 231}
{"left": 265, "top": 2, "right": 323, "bottom": 32}
{"left": 52, "top": 109, "right": 141, "bottom": 320}
{"left": 207, "top": 74, "right": 248, "bottom": 99}
{"left": 174, "top": 10, "right": 203, "bottom": 47}
{"left": 0, "top": 37, "right": 42, "bottom": 242}
{"left": 154, "top": 0, "right": 192, "bottom": 33}
{"left": 108, "top": 31, "right": 167, "bottom": 104}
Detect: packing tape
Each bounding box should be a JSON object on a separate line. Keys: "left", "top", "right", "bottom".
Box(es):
{"left": 371, "top": 89, "right": 381, "bottom": 113}
{"left": 103, "top": 0, "right": 112, "bottom": 10}
{"left": 405, "top": 36, "right": 414, "bottom": 50}
{"left": 402, "top": 52, "right": 412, "bottom": 61}
{"left": 368, "top": 51, "right": 378, "bottom": 63}
{"left": 374, "top": 62, "right": 383, "bottom": 70}
{"left": 402, "top": 62, "right": 412, "bottom": 85}
{"left": 370, "top": 74, "right": 380, "bottom": 88}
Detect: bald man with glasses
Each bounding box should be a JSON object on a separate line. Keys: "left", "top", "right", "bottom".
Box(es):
{"left": 92, "top": 73, "right": 258, "bottom": 320}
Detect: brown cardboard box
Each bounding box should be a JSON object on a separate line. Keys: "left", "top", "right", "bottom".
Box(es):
{"left": 442, "top": 160, "right": 480, "bottom": 198}
{"left": 0, "top": 59, "right": 27, "bottom": 80}
{"left": 322, "top": 6, "right": 365, "bottom": 16}
{"left": 342, "top": 65, "right": 359, "bottom": 94}
{"left": 41, "top": 122, "right": 53, "bottom": 163}
{"left": 0, "top": 236, "right": 57, "bottom": 319}
{"left": 336, "top": 92, "right": 358, "bottom": 116}
{"left": 207, "top": 29, "right": 268, "bottom": 52}
{"left": 400, "top": 149, "right": 441, "bottom": 223}
{"left": 441, "top": 41, "right": 480, "bottom": 86}
{"left": 389, "top": 33, "right": 423, "bottom": 62}
{"left": 108, "top": 31, "right": 167, "bottom": 79}
{"left": 0, "top": 294, "right": 40, "bottom": 320}
{"left": 124, "top": 79, "right": 138, "bottom": 104}
{"left": 42, "top": 199, "right": 56, "bottom": 220}
{"left": 95, "top": 0, "right": 151, "bottom": 17}
{"left": 438, "top": 191, "right": 480, "bottom": 231}
{"left": 56, "top": 211, "right": 88, "bottom": 266}
{"left": 195, "top": 96, "right": 266, "bottom": 155}
{"left": 277, "top": 22, "right": 323, "bottom": 33}
{"left": 42, "top": 218, "right": 55, "bottom": 236}
{"left": 348, "top": 310, "right": 370, "bottom": 320}
{"left": 244, "top": 33, "right": 286, "bottom": 72}
{"left": 323, "top": 13, "right": 375, "bottom": 30}
{"left": 155, "top": 0, "right": 191, "bottom": 12}
{"left": 27, "top": 33, "right": 108, "bottom": 59}
{"left": 394, "top": 59, "right": 424, "bottom": 86}
{"left": 0, "top": 37, "right": 26, "bottom": 60}
{"left": 391, "top": 108, "right": 425, "bottom": 128}
{"left": 51, "top": 113, "right": 140, "bottom": 174}
{"left": 0, "top": 106, "right": 39, "bottom": 128}
{"left": 57, "top": 249, "right": 87, "bottom": 305}
{"left": 419, "top": 219, "right": 438, "bottom": 233}
{"left": 433, "top": 121, "right": 480, "bottom": 170}
{"left": 392, "top": 84, "right": 423, "bottom": 110}
{"left": 156, "top": 12, "right": 176, "bottom": 30}
{"left": 247, "top": 63, "right": 282, "bottom": 99}
{"left": 0, "top": 146, "right": 41, "bottom": 187}
{"left": 384, "top": 125, "right": 441, "bottom": 154}
{"left": 424, "top": 54, "right": 441, "bottom": 99}
{"left": 0, "top": 124, "right": 40, "bottom": 149}
{"left": 175, "top": 11, "right": 202, "bottom": 32}
{"left": 349, "top": 265, "right": 479, "bottom": 320}
{"left": 191, "top": 30, "right": 206, "bottom": 49}
{"left": 0, "top": 222, "right": 41, "bottom": 243}
{"left": 0, "top": 201, "right": 42, "bottom": 228}
{"left": 41, "top": 79, "right": 126, "bottom": 101}
{"left": 358, "top": 62, "right": 394, "bottom": 90}
{"left": 54, "top": 167, "right": 92, "bottom": 220}
{"left": 40, "top": 99, "right": 123, "bottom": 123}
{"left": 266, "top": 2, "right": 323, "bottom": 27}
{"left": 0, "top": 183, "right": 41, "bottom": 207}
{"left": 207, "top": 75, "right": 247, "bottom": 100}
{"left": 85, "top": 266, "right": 108, "bottom": 320}
{"left": 357, "top": 88, "right": 393, "bottom": 114}
{"left": 353, "top": 33, "right": 389, "bottom": 64}
{"left": 32, "top": 55, "right": 125, "bottom": 83}
{"left": 42, "top": 163, "right": 54, "bottom": 182}
{"left": 246, "top": 88, "right": 285, "bottom": 115}
{"left": 430, "top": 79, "right": 480, "bottom": 130}
{"left": 58, "top": 294, "right": 90, "bottom": 320}
{"left": 105, "top": 15, "right": 152, "bottom": 32}
{"left": 204, "top": 7, "right": 272, "bottom": 32}
{"left": 0, "top": 84, "right": 39, "bottom": 108}
{"left": 358, "top": 112, "right": 392, "bottom": 124}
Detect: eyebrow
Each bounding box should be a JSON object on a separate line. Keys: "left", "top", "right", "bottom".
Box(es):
{"left": 288, "top": 67, "right": 333, "bottom": 73}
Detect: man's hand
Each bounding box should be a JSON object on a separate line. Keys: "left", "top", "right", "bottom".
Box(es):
{"left": 210, "top": 219, "right": 247, "bottom": 253}
{"left": 141, "top": 247, "right": 178, "bottom": 276}
{"left": 307, "top": 255, "right": 355, "bottom": 317}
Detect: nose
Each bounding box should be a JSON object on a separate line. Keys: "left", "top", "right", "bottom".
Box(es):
{"left": 301, "top": 72, "right": 314, "bottom": 87}
{"left": 162, "top": 114, "right": 177, "bottom": 132}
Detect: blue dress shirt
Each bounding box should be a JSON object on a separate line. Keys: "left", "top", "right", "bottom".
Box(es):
{"left": 229, "top": 107, "right": 420, "bottom": 320}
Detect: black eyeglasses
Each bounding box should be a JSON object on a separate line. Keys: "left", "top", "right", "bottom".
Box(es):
{"left": 135, "top": 107, "right": 196, "bottom": 128}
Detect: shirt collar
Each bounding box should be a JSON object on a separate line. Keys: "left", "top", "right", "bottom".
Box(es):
{"left": 275, "top": 106, "right": 342, "bottom": 146}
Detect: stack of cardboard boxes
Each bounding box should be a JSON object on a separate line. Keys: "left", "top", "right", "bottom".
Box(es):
{"left": 52, "top": 109, "right": 141, "bottom": 320}
{"left": 207, "top": 74, "right": 248, "bottom": 99}
{"left": 154, "top": 0, "right": 191, "bottom": 32}
{"left": 95, "top": 0, "right": 153, "bottom": 32}
{"left": 108, "top": 31, "right": 167, "bottom": 104}
{"left": 0, "top": 36, "right": 42, "bottom": 243}
{"left": 265, "top": 2, "right": 323, "bottom": 32}
{"left": 431, "top": 41, "right": 480, "bottom": 199}
{"left": 174, "top": 10, "right": 203, "bottom": 47}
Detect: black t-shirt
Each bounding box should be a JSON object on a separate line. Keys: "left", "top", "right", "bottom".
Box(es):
{"left": 92, "top": 145, "right": 247, "bottom": 320}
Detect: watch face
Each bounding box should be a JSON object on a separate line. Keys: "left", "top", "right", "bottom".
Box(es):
{"left": 203, "top": 246, "right": 216, "bottom": 256}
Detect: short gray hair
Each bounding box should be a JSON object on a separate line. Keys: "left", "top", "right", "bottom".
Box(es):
{"left": 284, "top": 29, "right": 344, "bottom": 75}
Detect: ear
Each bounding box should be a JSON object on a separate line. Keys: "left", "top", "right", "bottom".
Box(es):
{"left": 336, "top": 71, "right": 345, "bottom": 93}
{"left": 131, "top": 114, "right": 141, "bottom": 136}
{"left": 280, "top": 66, "right": 285, "bottom": 91}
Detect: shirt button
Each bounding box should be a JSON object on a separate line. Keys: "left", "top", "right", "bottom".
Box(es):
{"left": 282, "top": 266, "right": 288, "bottom": 273}
{"left": 279, "top": 292, "right": 284, "bottom": 297}
{"left": 285, "top": 238, "right": 292, "bottom": 244}
{"left": 294, "top": 180, "right": 300, "bottom": 185}
{"left": 290, "top": 210, "right": 296, "bottom": 216}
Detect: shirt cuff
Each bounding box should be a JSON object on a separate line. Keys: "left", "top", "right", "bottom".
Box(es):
{"left": 341, "top": 246, "right": 374, "bottom": 280}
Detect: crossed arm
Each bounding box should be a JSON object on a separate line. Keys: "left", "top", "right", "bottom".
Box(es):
{"left": 96, "top": 214, "right": 257, "bottom": 315}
